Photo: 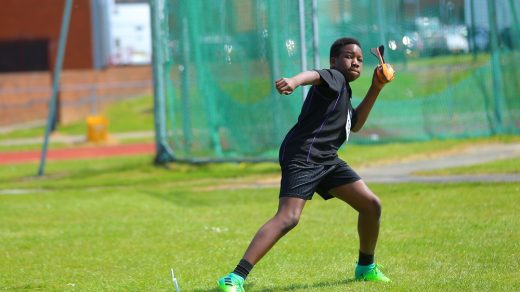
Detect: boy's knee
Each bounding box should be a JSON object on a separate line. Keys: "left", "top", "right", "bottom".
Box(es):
{"left": 360, "top": 195, "right": 381, "bottom": 219}
{"left": 278, "top": 214, "right": 300, "bottom": 233}
{"left": 369, "top": 196, "right": 382, "bottom": 218}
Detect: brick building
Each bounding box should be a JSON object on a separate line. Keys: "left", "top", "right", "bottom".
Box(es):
{"left": 0, "top": 0, "right": 152, "bottom": 127}
{"left": 0, "top": 0, "right": 97, "bottom": 72}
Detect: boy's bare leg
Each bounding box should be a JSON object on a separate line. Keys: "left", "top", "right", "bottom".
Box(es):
{"left": 329, "top": 180, "right": 391, "bottom": 282}
{"left": 329, "top": 180, "right": 381, "bottom": 255}
{"left": 242, "top": 197, "right": 306, "bottom": 265}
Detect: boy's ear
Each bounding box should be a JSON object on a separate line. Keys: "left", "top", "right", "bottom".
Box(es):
{"left": 330, "top": 57, "right": 336, "bottom": 68}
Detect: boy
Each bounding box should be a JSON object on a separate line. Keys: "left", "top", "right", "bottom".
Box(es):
{"left": 218, "top": 37, "right": 392, "bottom": 291}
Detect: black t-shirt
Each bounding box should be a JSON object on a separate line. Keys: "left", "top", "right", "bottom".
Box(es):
{"left": 279, "top": 69, "right": 358, "bottom": 165}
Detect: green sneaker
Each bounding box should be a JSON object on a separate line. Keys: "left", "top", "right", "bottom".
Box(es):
{"left": 355, "top": 263, "right": 391, "bottom": 282}
{"left": 217, "top": 272, "right": 245, "bottom": 292}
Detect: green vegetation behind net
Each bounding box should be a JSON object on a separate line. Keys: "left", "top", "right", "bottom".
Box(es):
{"left": 153, "top": 0, "right": 520, "bottom": 162}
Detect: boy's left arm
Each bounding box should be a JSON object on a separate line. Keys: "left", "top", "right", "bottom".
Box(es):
{"left": 351, "top": 65, "right": 390, "bottom": 132}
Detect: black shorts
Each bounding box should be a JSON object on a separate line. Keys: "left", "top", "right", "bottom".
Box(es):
{"left": 279, "top": 160, "right": 361, "bottom": 200}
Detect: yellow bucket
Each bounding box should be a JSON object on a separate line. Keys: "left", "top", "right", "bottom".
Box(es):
{"left": 86, "top": 115, "right": 109, "bottom": 143}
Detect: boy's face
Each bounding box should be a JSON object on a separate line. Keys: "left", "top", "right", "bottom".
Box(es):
{"left": 330, "top": 44, "right": 363, "bottom": 82}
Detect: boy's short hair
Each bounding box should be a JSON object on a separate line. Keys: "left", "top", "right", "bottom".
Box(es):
{"left": 330, "top": 37, "right": 361, "bottom": 58}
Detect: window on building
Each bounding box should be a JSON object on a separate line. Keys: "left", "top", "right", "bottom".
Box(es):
{"left": 0, "top": 39, "right": 49, "bottom": 73}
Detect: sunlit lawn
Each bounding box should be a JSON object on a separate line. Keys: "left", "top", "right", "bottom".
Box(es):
{"left": 1, "top": 136, "right": 519, "bottom": 291}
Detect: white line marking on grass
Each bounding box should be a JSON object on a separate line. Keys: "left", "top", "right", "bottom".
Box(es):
{"left": 0, "top": 189, "right": 46, "bottom": 195}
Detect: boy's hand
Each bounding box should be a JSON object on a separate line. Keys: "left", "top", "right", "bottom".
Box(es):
{"left": 372, "top": 64, "right": 394, "bottom": 88}
{"left": 275, "top": 78, "right": 297, "bottom": 95}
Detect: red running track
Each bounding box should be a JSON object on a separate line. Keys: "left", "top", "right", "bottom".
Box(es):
{"left": 0, "top": 143, "right": 155, "bottom": 165}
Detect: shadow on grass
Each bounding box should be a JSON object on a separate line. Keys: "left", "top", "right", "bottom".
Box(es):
{"left": 142, "top": 189, "right": 207, "bottom": 207}
{"left": 1, "top": 157, "right": 156, "bottom": 187}
{"left": 192, "top": 278, "right": 355, "bottom": 292}
{"left": 265, "top": 278, "right": 355, "bottom": 291}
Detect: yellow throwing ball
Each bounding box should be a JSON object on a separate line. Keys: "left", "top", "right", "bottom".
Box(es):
{"left": 376, "top": 63, "right": 395, "bottom": 83}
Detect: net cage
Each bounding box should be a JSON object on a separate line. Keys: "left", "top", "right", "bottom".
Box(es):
{"left": 151, "top": 0, "right": 520, "bottom": 163}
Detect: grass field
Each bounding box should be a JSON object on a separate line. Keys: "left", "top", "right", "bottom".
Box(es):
{"left": 0, "top": 94, "right": 155, "bottom": 152}
{"left": 1, "top": 137, "right": 519, "bottom": 291}
{"left": 0, "top": 94, "right": 155, "bottom": 143}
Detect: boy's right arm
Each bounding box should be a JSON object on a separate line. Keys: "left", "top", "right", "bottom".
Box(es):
{"left": 275, "top": 71, "right": 321, "bottom": 95}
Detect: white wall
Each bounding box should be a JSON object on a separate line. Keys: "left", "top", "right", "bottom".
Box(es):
{"left": 108, "top": 1, "right": 152, "bottom": 65}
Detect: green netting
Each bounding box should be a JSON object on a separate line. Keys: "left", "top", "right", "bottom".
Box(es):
{"left": 152, "top": 0, "right": 520, "bottom": 162}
